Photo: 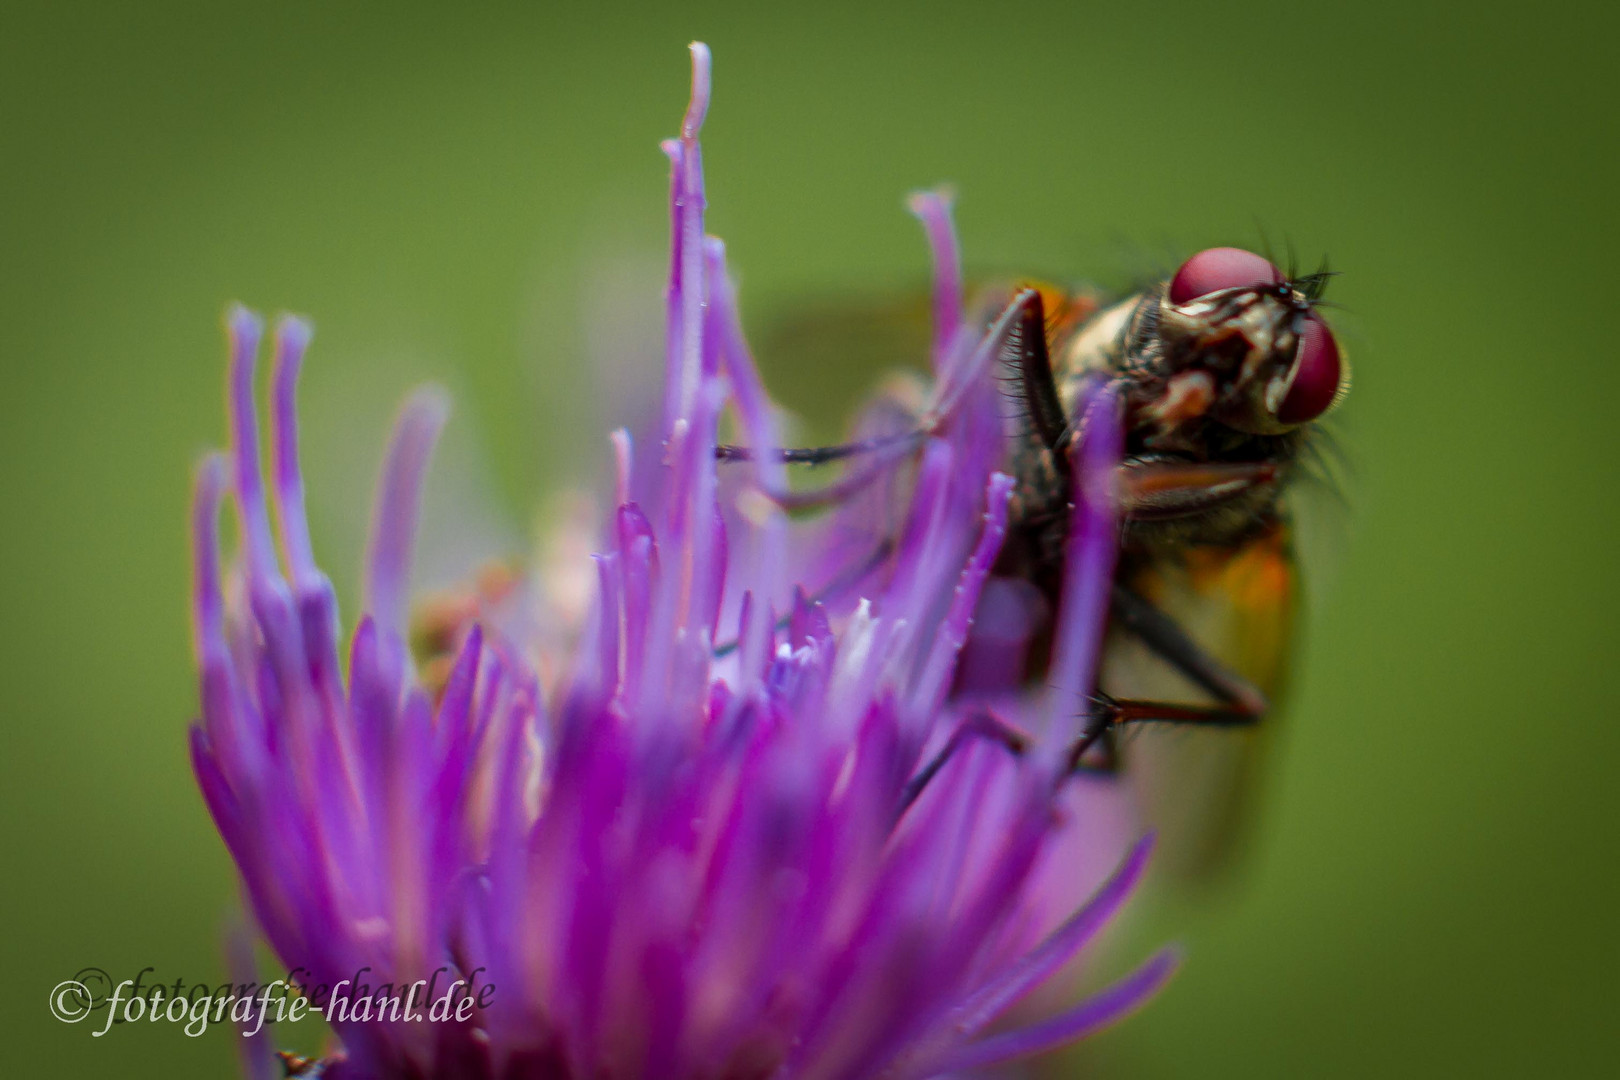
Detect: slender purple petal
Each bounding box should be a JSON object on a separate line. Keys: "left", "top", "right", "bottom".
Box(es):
{"left": 907, "top": 188, "right": 962, "bottom": 374}
{"left": 612, "top": 427, "right": 633, "bottom": 508}
{"left": 362, "top": 386, "right": 449, "bottom": 640}
{"left": 948, "top": 832, "right": 1155, "bottom": 1037}
{"left": 226, "top": 921, "right": 276, "bottom": 1080}
{"left": 190, "top": 452, "right": 230, "bottom": 667}
{"left": 927, "top": 287, "right": 1033, "bottom": 424}
{"left": 669, "top": 42, "right": 711, "bottom": 433}
{"left": 270, "top": 315, "right": 319, "bottom": 588}
{"left": 226, "top": 304, "right": 276, "bottom": 577}
{"left": 913, "top": 471, "right": 1014, "bottom": 709}
{"left": 938, "top": 947, "right": 1181, "bottom": 1073}
{"left": 1043, "top": 381, "right": 1124, "bottom": 757}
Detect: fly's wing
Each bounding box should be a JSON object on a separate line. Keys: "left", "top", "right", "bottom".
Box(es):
{"left": 1102, "top": 522, "right": 1297, "bottom": 881}
{"left": 753, "top": 293, "right": 934, "bottom": 429}
{"left": 755, "top": 282, "right": 1101, "bottom": 427}
{"left": 1289, "top": 419, "right": 1356, "bottom": 601}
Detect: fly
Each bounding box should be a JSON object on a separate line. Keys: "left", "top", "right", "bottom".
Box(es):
{"left": 718, "top": 246, "right": 1350, "bottom": 873}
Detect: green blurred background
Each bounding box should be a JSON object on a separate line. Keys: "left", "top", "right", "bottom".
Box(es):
{"left": 3, "top": 1, "right": 1616, "bottom": 1075}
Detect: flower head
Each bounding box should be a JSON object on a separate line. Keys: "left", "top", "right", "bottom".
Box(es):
{"left": 189, "top": 43, "right": 1172, "bottom": 1080}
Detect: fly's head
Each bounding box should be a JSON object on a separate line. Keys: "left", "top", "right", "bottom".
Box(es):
{"left": 1131, "top": 247, "right": 1348, "bottom": 445}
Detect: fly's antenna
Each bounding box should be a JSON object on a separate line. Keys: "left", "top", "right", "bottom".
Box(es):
{"left": 1293, "top": 253, "right": 1337, "bottom": 304}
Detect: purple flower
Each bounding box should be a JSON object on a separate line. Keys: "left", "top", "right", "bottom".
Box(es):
{"left": 188, "top": 42, "right": 1173, "bottom": 1080}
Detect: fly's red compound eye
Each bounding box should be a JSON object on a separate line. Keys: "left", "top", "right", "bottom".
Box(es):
{"left": 1277, "top": 313, "right": 1343, "bottom": 424}
{"left": 1168, "top": 247, "right": 1282, "bottom": 304}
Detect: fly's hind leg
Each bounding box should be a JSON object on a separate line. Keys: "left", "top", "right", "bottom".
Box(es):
{"left": 1107, "top": 583, "right": 1271, "bottom": 716}
{"left": 1058, "top": 582, "right": 1271, "bottom": 778}
{"left": 898, "top": 683, "right": 1257, "bottom": 814}
{"left": 1067, "top": 691, "right": 1260, "bottom": 777}
{"left": 897, "top": 568, "right": 1274, "bottom": 799}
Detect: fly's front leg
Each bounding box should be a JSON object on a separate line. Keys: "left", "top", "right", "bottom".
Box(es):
{"left": 714, "top": 429, "right": 923, "bottom": 467}
{"left": 1000, "top": 287, "right": 1070, "bottom": 454}
{"left": 716, "top": 288, "right": 1050, "bottom": 483}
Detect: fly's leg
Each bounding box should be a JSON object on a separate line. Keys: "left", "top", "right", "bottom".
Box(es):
{"left": 714, "top": 429, "right": 923, "bottom": 467}
{"left": 1070, "top": 581, "right": 1276, "bottom": 774}
{"left": 715, "top": 290, "right": 1045, "bottom": 506}
{"left": 1066, "top": 691, "right": 1260, "bottom": 777}
{"left": 713, "top": 427, "right": 925, "bottom": 510}
{"left": 897, "top": 709, "right": 1031, "bottom": 816}
{"left": 1116, "top": 460, "right": 1279, "bottom": 521}
{"left": 893, "top": 536, "right": 1274, "bottom": 804}
{"left": 1067, "top": 720, "right": 1121, "bottom": 777}
{"left": 1064, "top": 583, "right": 1271, "bottom": 777}
{"left": 999, "top": 287, "right": 1070, "bottom": 454}
{"left": 1108, "top": 583, "right": 1271, "bottom": 716}
{"left": 898, "top": 687, "right": 1256, "bottom": 815}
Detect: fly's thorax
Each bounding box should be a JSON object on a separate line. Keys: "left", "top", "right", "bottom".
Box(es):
{"left": 1054, "top": 296, "right": 1139, "bottom": 413}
